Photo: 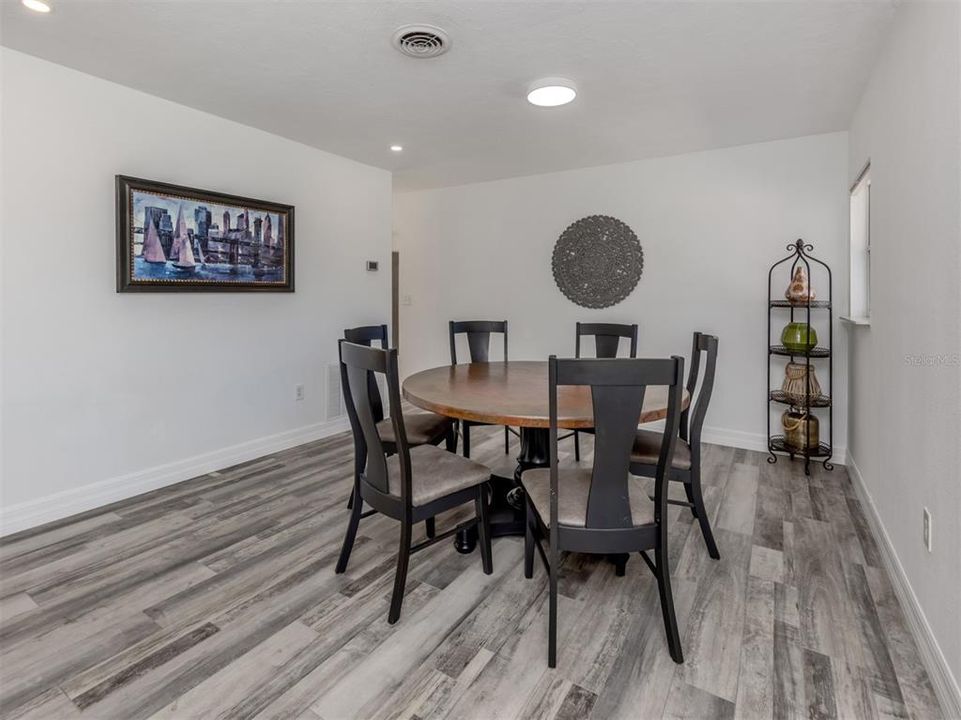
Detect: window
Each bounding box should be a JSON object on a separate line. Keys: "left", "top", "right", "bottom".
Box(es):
{"left": 849, "top": 164, "right": 871, "bottom": 322}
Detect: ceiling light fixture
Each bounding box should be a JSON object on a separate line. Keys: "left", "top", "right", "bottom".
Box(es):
{"left": 22, "top": 0, "right": 51, "bottom": 12}
{"left": 390, "top": 145, "right": 403, "bottom": 152}
{"left": 527, "top": 79, "right": 577, "bottom": 107}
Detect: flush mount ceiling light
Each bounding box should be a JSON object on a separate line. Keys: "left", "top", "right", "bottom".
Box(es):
{"left": 392, "top": 24, "right": 450, "bottom": 59}
{"left": 390, "top": 145, "right": 403, "bottom": 152}
{"left": 527, "top": 79, "right": 577, "bottom": 107}
{"left": 22, "top": 0, "right": 51, "bottom": 12}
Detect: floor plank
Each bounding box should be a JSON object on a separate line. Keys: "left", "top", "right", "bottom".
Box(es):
{"left": 663, "top": 677, "right": 735, "bottom": 720}
{"left": 733, "top": 576, "right": 775, "bottom": 720}
{"left": 678, "top": 528, "right": 752, "bottom": 702}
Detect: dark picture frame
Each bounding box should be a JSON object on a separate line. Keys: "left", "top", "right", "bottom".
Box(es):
{"left": 116, "top": 175, "right": 295, "bottom": 292}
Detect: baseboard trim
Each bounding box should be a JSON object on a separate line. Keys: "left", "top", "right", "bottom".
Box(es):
{"left": 654, "top": 422, "right": 847, "bottom": 465}
{"left": 702, "top": 426, "right": 770, "bottom": 454}
{"left": 0, "top": 418, "right": 349, "bottom": 537}
{"left": 847, "top": 453, "right": 961, "bottom": 718}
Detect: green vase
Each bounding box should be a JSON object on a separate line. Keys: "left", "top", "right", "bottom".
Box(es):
{"left": 781, "top": 322, "right": 818, "bottom": 353}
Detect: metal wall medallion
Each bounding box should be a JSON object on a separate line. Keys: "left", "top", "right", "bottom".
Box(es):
{"left": 551, "top": 215, "right": 644, "bottom": 308}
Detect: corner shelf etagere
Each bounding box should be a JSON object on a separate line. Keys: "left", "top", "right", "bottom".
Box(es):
{"left": 767, "top": 239, "right": 834, "bottom": 475}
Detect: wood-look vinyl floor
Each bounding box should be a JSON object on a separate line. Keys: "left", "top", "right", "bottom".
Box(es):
{"left": 0, "top": 425, "right": 944, "bottom": 720}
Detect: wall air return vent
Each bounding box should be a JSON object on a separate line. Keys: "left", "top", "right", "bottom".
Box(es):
{"left": 392, "top": 24, "right": 450, "bottom": 59}
{"left": 326, "top": 363, "right": 344, "bottom": 420}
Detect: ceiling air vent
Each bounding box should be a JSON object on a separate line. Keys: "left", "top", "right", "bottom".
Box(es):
{"left": 392, "top": 24, "right": 450, "bottom": 59}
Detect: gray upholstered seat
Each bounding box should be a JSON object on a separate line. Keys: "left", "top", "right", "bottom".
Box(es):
{"left": 386, "top": 445, "right": 489, "bottom": 507}
{"left": 378, "top": 411, "right": 453, "bottom": 446}
{"left": 521, "top": 467, "right": 655, "bottom": 528}
{"left": 631, "top": 430, "right": 692, "bottom": 470}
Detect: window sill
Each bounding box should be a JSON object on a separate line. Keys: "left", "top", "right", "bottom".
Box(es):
{"left": 840, "top": 316, "right": 871, "bottom": 327}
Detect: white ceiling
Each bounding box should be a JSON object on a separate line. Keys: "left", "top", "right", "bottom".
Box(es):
{"left": 1, "top": 1, "right": 896, "bottom": 191}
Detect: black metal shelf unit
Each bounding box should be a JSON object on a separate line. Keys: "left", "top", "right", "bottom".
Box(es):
{"left": 767, "top": 239, "right": 834, "bottom": 475}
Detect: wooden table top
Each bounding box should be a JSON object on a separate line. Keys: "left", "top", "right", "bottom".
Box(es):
{"left": 402, "top": 360, "right": 688, "bottom": 429}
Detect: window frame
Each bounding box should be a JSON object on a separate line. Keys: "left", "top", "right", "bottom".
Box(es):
{"left": 847, "top": 162, "right": 872, "bottom": 324}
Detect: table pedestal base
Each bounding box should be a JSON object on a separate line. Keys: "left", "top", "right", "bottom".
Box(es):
{"left": 454, "top": 427, "right": 550, "bottom": 554}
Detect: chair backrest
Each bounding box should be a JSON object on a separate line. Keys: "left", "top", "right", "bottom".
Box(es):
{"left": 344, "top": 324, "right": 388, "bottom": 346}
{"left": 449, "top": 320, "right": 508, "bottom": 364}
{"left": 339, "top": 340, "right": 412, "bottom": 505}
{"left": 340, "top": 325, "right": 388, "bottom": 438}
{"left": 680, "top": 333, "right": 718, "bottom": 458}
{"left": 548, "top": 355, "right": 684, "bottom": 529}
{"left": 575, "top": 322, "right": 638, "bottom": 359}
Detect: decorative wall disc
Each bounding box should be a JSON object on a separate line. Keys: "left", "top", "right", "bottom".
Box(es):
{"left": 551, "top": 215, "right": 644, "bottom": 308}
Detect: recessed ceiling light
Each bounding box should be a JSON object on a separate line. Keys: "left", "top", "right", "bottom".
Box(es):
{"left": 22, "top": 0, "right": 51, "bottom": 12}
{"left": 390, "top": 145, "right": 403, "bottom": 152}
{"left": 527, "top": 79, "right": 577, "bottom": 107}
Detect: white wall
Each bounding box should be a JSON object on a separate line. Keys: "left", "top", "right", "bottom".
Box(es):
{"left": 0, "top": 50, "right": 392, "bottom": 532}
{"left": 394, "top": 133, "right": 849, "bottom": 455}
{"left": 846, "top": 0, "right": 961, "bottom": 710}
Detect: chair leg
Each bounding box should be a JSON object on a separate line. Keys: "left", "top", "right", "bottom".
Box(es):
{"left": 446, "top": 423, "right": 458, "bottom": 453}
{"left": 388, "top": 521, "right": 413, "bottom": 624}
{"left": 689, "top": 474, "right": 720, "bottom": 560}
{"left": 614, "top": 554, "right": 628, "bottom": 577}
{"left": 335, "top": 484, "right": 363, "bottom": 574}
{"left": 524, "top": 501, "right": 535, "bottom": 579}
{"left": 574, "top": 431, "right": 580, "bottom": 462}
{"left": 504, "top": 426, "right": 510, "bottom": 454}
{"left": 655, "top": 537, "right": 684, "bottom": 663}
{"left": 425, "top": 517, "right": 436, "bottom": 539}
{"left": 463, "top": 423, "right": 471, "bottom": 459}
{"left": 347, "top": 453, "right": 362, "bottom": 509}
{"left": 476, "top": 485, "right": 493, "bottom": 575}
{"left": 548, "top": 543, "right": 558, "bottom": 668}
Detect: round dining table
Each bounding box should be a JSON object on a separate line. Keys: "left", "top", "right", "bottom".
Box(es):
{"left": 403, "top": 360, "right": 688, "bottom": 553}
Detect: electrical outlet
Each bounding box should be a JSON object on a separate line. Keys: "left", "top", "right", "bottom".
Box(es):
{"left": 402, "top": 294, "right": 413, "bottom": 306}
{"left": 295, "top": 384, "right": 305, "bottom": 402}
{"left": 922, "top": 507, "right": 932, "bottom": 552}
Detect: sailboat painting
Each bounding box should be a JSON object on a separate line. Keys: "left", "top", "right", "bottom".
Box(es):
{"left": 116, "top": 175, "right": 294, "bottom": 292}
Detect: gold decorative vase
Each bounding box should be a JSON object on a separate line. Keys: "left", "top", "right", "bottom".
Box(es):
{"left": 781, "top": 362, "right": 822, "bottom": 405}
{"left": 781, "top": 411, "right": 820, "bottom": 451}
{"left": 785, "top": 266, "right": 815, "bottom": 305}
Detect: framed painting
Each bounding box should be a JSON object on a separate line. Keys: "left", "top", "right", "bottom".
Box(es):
{"left": 116, "top": 175, "right": 295, "bottom": 292}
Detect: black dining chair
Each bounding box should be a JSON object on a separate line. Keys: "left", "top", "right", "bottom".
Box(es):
{"left": 520, "top": 355, "right": 686, "bottom": 667}
{"left": 630, "top": 332, "right": 720, "bottom": 559}
{"left": 568, "top": 322, "right": 639, "bottom": 461}
{"left": 449, "top": 320, "right": 518, "bottom": 457}
{"left": 340, "top": 325, "right": 456, "bottom": 541}
{"left": 335, "top": 341, "right": 493, "bottom": 623}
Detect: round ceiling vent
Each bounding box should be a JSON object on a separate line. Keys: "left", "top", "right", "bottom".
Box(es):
{"left": 392, "top": 24, "right": 450, "bottom": 59}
